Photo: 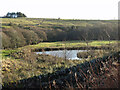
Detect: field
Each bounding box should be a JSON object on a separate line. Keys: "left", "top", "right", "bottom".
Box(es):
{"left": 23, "top": 40, "right": 118, "bottom": 50}
{"left": 1, "top": 18, "right": 119, "bottom": 89}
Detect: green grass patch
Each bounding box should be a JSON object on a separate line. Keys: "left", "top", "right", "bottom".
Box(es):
{"left": 2, "top": 50, "right": 17, "bottom": 57}
{"left": 21, "top": 40, "right": 118, "bottom": 50}
{"left": 89, "top": 41, "right": 117, "bottom": 46}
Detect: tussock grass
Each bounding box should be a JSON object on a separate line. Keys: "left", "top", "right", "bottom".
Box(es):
{"left": 2, "top": 51, "right": 83, "bottom": 85}
{"left": 2, "top": 51, "right": 119, "bottom": 89}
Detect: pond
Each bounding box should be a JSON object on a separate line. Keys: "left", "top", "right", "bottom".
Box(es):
{"left": 36, "top": 50, "right": 86, "bottom": 60}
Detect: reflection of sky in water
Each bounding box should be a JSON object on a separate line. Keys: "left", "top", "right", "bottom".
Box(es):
{"left": 36, "top": 50, "right": 86, "bottom": 60}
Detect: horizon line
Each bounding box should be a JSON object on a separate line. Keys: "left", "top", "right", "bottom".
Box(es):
{"left": 0, "top": 17, "right": 118, "bottom": 20}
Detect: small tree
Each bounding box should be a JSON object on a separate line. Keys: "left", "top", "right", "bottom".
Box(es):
{"left": 17, "top": 12, "right": 26, "bottom": 17}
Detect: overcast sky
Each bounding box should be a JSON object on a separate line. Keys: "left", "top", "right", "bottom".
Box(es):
{"left": 0, "top": 0, "right": 119, "bottom": 19}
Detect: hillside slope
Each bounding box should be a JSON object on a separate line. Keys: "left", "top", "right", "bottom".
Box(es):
{"left": 1, "top": 18, "right": 118, "bottom": 49}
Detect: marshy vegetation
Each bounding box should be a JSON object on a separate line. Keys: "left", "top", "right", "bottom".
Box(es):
{"left": 1, "top": 18, "right": 119, "bottom": 89}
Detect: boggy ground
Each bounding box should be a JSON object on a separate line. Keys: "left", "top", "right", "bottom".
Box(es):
{"left": 2, "top": 48, "right": 84, "bottom": 85}
{"left": 1, "top": 42, "right": 119, "bottom": 89}
{"left": 2, "top": 51, "right": 119, "bottom": 89}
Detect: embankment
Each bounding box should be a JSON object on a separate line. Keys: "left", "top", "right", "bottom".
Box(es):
{"left": 32, "top": 46, "right": 110, "bottom": 52}
{"left": 3, "top": 51, "right": 119, "bottom": 89}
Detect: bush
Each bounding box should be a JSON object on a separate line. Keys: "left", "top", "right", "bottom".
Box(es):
{"left": 22, "top": 30, "right": 39, "bottom": 45}
{"left": 3, "top": 29, "right": 26, "bottom": 48}
{"left": 34, "top": 30, "right": 47, "bottom": 41}
{"left": 1, "top": 32, "right": 11, "bottom": 49}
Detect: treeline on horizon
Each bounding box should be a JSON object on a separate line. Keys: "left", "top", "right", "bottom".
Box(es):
{"left": 1, "top": 18, "right": 118, "bottom": 49}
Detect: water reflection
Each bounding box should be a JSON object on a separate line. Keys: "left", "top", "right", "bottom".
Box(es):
{"left": 36, "top": 50, "right": 86, "bottom": 60}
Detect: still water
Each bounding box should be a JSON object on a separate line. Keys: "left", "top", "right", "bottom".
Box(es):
{"left": 36, "top": 50, "right": 86, "bottom": 60}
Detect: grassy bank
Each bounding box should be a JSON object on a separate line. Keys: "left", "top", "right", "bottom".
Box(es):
{"left": 2, "top": 40, "right": 118, "bottom": 57}
{"left": 2, "top": 40, "right": 119, "bottom": 85}
{"left": 2, "top": 40, "right": 119, "bottom": 58}
{"left": 2, "top": 54, "right": 84, "bottom": 84}
{"left": 21, "top": 40, "right": 118, "bottom": 50}
{"left": 3, "top": 51, "right": 119, "bottom": 88}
